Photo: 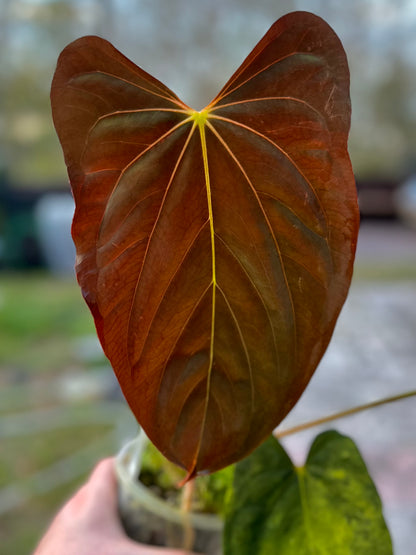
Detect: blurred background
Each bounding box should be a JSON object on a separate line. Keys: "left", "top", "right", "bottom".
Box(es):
{"left": 0, "top": 0, "right": 415, "bottom": 553}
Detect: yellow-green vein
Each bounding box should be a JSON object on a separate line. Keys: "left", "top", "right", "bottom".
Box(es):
{"left": 208, "top": 113, "right": 330, "bottom": 236}
{"left": 206, "top": 118, "right": 297, "bottom": 373}
{"left": 295, "top": 466, "right": 320, "bottom": 554}
{"left": 190, "top": 110, "right": 217, "bottom": 474}
{"left": 123, "top": 117, "right": 196, "bottom": 370}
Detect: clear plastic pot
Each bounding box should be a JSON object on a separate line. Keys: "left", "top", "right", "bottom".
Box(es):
{"left": 115, "top": 430, "right": 223, "bottom": 554}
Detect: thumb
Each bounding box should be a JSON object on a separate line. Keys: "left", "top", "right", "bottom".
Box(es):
{"left": 72, "top": 457, "right": 125, "bottom": 535}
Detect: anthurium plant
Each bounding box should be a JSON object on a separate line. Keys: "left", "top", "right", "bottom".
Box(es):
{"left": 51, "top": 11, "right": 400, "bottom": 553}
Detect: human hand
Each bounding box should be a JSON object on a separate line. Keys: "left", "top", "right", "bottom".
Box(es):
{"left": 34, "top": 458, "right": 194, "bottom": 555}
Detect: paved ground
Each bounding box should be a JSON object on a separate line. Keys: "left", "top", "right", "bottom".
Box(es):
{"left": 280, "top": 221, "right": 416, "bottom": 554}
{"left": 355, "top": 221, "right": 416, "bottom": 263}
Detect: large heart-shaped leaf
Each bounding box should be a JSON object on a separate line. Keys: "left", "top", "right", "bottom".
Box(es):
{"left": 224, "top": 431, "right": 392, "bottom": 554}
{"left": 51, "top": 11, "right": 359, "bottom": 477}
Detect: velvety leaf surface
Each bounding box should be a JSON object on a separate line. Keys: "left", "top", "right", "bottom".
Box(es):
{"left": 51, "top": 11, "right": 359, "bottom": 476}
{"left": 224, "top": 431, "right": 392, "bottom": 554}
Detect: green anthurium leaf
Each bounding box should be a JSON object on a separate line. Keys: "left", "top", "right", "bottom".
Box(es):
{"left": 224, "top": 430, "right": 392, "bottom": 554}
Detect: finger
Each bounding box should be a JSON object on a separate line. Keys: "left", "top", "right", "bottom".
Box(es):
{"left": 87, "top": 457, "right": 118, "bottom": 505}
{"left": 85, "top": 458, "right": 122, "bottom": 524}
{"left": 61, "top": 457, "right": 123, "bottom": 538}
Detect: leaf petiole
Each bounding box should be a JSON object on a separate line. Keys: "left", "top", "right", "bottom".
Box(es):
{"left": 275, "top": 389, "right": 416, "bottom": 438}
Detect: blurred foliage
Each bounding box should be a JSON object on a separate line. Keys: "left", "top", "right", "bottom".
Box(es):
{"left": 1, "top": 0, "right": 416, "bottom": 185}
{"left": 140, "top": 439, "right": 234, "bottom": 516}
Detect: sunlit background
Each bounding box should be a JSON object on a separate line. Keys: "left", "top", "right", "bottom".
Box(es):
{"left": 1, "top": 1, "right": 416, "bottom": 553}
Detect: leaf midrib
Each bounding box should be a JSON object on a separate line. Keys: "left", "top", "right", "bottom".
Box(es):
{"left": 192, "top": 110, "right": 217, "bottom": 473}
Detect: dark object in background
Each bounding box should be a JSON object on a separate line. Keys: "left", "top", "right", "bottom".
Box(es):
{"left": 356, "top": 177, "right": 401, "bottom": 220}
{"left": 0, "top": 173, "right": 408, "bottom": 270}
{"left": 0, "top": 175, "right": 66, "bottom": 270}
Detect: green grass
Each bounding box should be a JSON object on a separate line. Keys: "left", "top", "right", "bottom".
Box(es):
{"left": 0, "top": 272, "right": 92, "bottom": 336}
{"left": 0, "top": 272, "right": 95, "bottom": 374}
{"left": 353, "top": 262, "right": 416, "bottom": 281}
{"left": 0, "top": 425, "right": 116, "bottom": 555}
{"left": 0, "top": 479, "right": 84, "bottom": 555}
{"left": 0, "top": 272, "right": 124, "bottom": 555}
